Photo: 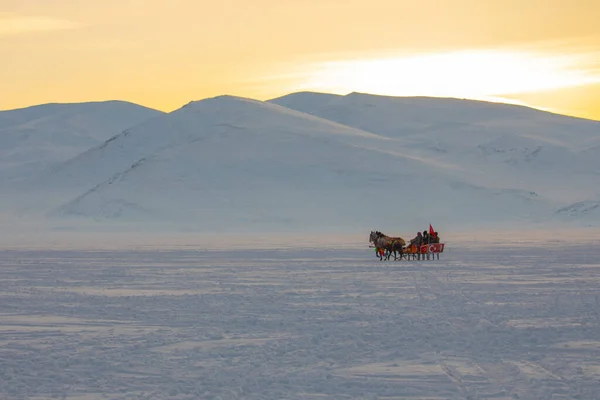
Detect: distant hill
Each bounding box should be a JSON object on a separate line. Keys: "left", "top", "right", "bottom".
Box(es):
{"left": 18, "top": 95, "right": 551, "bottom": 232}
{"left": 3, "top": 92, "right": 599, "bottom": 233}
{"left": 270, "top": 92, "right": 600, "bottom": 206}
{"left": 0, "top": 101, "right": 163, "bottom": 182}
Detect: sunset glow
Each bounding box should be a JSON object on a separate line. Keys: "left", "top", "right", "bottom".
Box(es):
{"left": 1, "top": 0, "right": 600, "bottom": 120}
{"left": 0, "top": 12, "right": 82, "bottom": 36}
{"left": 294, "top": 50, "right": 600, "bottom": 103}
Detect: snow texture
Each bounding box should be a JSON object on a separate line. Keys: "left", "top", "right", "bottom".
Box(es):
{"left": 1, "top": 91, "right": 599, "bottom": 233}
{"left": 1, "top": 235, "right": 600, "bottom": 399}
{"left": 269, "top": 92, "right": 600, "bottom": 205}
{"left": 0, "top": 101, "right": 163, "bottom": 182}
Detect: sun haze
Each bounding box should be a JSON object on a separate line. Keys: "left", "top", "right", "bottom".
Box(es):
{"left": 1, "top": 0, "right": 600, "bottom": 120}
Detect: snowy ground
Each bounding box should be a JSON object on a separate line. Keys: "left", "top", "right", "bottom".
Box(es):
{"left": 1, "top": 241, "right": 600, "bottom": 399}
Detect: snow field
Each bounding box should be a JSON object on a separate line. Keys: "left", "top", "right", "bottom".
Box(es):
{"left": 1, "top": 242, "right": 600, "bottom": 399}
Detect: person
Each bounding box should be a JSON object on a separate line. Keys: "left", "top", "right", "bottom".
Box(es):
{"left": 410, "top": 232, "right": 422, "bottom": 246}
{"left": 410, "top": 233, "right": 423, "bottom": 260}
{"left": 423, "top": 230, "right": 429, "bottom": 245}
{"left": 374, "top": 246, "right": 386, "bottom": 260}
{"left": 434, "top": 232, "right": 440, "bottom": 243}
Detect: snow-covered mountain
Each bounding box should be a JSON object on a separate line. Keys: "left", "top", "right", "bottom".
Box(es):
{"left": 4, "top": 92, "right": 599, "bottom": 233}
{"left": 270, "top": 92, "right": 600, "bottom": 207}
{"left": 0, "top": 101, "right": 163, "bottom": 182}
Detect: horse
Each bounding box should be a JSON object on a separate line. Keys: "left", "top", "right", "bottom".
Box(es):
{"left": 370, "top": 231, "right": 406, "bottom": 261}
{"left": 369, "top": 231, "right": 388, "bottom": 260}
{"left": 369, "top": 231, "right": 406, "bottom": 261}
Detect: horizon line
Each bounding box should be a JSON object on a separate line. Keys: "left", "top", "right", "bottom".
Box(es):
{"left": 1, "top": 91, "right": 599, "bottom": 123}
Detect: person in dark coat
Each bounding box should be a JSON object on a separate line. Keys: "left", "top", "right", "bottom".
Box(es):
{"left": 410, "top": 232, "right": 422, "bottom": 247}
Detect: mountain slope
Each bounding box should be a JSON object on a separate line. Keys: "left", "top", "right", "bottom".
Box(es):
{"left": 270, "top": 92, "right": 600, "bottom": 204}
{"left": 270, "top": 91, "right": 599, "bottom": 144}
{"left": 31, "top": 95, "right": 549, "bottom": 232}
{"left": 0, "top": 101, "right": 163, "bottom": 181}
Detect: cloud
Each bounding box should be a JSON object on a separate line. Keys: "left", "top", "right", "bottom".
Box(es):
{"left": 0, "top": 12, "right": 83, "bottom": 37}
{"left": 261, "top": 45, "right": 600, "bottom": 105}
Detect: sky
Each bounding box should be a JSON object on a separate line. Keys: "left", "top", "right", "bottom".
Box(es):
{"left": 1, "top": 0, "right": 600, "bottom": 120}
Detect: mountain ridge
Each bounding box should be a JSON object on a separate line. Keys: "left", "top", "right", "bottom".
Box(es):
{"left": 270, "top": 91, "right": 600, "bottom": 123}
{"left": 2, "top": 91, "right": 599, "bottom": 232}
{"left": 0, "top": 100, "right": 164, "bottom": 182}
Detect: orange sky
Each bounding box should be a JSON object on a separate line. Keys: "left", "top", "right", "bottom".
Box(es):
{"left": 1, "top": 0, "right": 599, "bottom": 120}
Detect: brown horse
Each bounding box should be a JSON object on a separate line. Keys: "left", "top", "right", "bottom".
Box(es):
{"left": 369, "top": 231, "right": 406, "bottom": 261}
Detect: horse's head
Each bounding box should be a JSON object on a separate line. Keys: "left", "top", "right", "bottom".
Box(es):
{"left": 369, "top": 231, "right": 378, "bottom": 244}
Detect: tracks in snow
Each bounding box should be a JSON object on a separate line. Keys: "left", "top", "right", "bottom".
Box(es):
{"left": 410, "top": 267, "right": 583, "bottom": 399}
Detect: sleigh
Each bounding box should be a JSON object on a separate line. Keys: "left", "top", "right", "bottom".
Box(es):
{"left": 369, "top": 230, "right": 444, "bottom": 261}
{"left": 402, "top": 243, "right": 445, "bottom": 260}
